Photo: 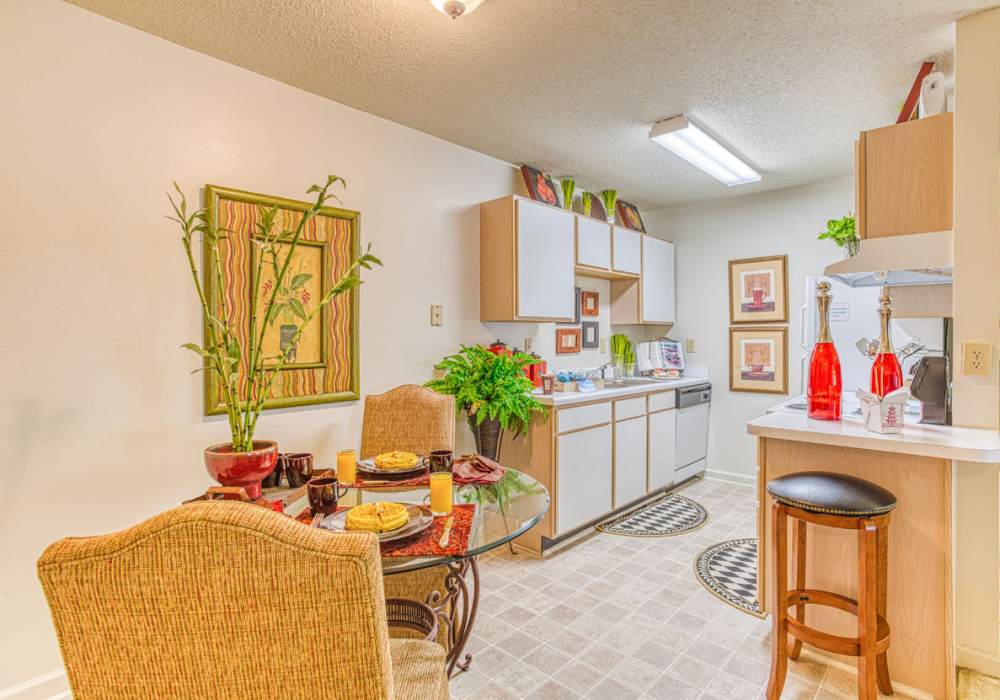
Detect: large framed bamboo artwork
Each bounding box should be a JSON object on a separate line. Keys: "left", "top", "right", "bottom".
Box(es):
{"left": 203, "top": 185, "right": 360, "bottom": 415}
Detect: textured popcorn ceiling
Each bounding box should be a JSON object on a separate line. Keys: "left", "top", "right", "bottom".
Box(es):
{"left": 68, "top": 0, "right": 990, "bottom": 208}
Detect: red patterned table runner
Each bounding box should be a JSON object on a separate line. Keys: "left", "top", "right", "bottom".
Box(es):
{"left": 295, "top": 504, "right": 475, "bottom": 557}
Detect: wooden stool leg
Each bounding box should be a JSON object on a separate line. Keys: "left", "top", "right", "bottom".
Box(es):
{"left": 788, "top": 518, "right": 806, "bottom": 660}
{"left": 875, "top": 523, "right": 894, "bottom": 695}
{"left": 857, "top": 521, "right": 879, "bottom": 700}
{"left": 766, "top": 503, "right": 789, "bottom": 700}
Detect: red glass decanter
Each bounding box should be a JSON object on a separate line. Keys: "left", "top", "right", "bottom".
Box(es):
{"left": 807, "top": 281, "right": 842, "bottom": 420}
{"left": 870, "top": 287, "right": 903, "bottom": 398}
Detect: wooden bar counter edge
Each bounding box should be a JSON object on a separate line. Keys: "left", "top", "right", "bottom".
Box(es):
{"left": 748, "top": 411, "right": 1000, "bottom": 700}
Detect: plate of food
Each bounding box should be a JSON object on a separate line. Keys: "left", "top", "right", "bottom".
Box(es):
{"left": 356, "top": 451, "right": 428, "bottom": 480}
{"left": 321, "top": 502, "right": 433, "bottom": 543}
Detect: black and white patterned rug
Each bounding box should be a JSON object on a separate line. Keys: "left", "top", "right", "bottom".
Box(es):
{"left": 694, "top": 538, "right": 764, "bottom": 618}
{"left": 596, "top": 493, "right": 708, "bottom": 537}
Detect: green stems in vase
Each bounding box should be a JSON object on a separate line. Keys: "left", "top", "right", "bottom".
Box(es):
{"left": 560, "top": 177, "right": 575, "bottom": 211}
{"left": 581, "top": 191, "right": 593, "bottom": 217}
{"left": 600, "top": 189, "right": 618, "bottom": 224}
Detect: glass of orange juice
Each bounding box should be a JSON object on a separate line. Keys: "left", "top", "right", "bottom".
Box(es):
{"left": 429, "top": 472, "right": 453, "bottom": 517}
{"left": 337, "top": 449, "right": 357, "bottom": 485}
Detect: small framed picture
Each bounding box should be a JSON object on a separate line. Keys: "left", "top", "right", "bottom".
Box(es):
{"left": 582, "top": 321, "right": 600, "bottom": 349}
{"left": 615, "top": 200, "right": 645, "bottom": 232}
{"left": 728, "top": 255, "right": 789, "bottom": 324}
{"left": 730, "top": 327, "right": 788, "bottom": 394}
{"left": 555, "top": 328, "right": 582, "bottom": 354}
{"left": 520, "top": 165, "right": 560, "bottom": 207}
{"left": 588, "top": 195, "right": 606, "bottom": 221}
{"left": 581, "top": 291, "right": 599, "bottom": 316}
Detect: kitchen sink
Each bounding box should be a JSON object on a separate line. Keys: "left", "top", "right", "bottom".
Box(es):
{"left": 603, "top": 379, "right": 657, "bottom": 387}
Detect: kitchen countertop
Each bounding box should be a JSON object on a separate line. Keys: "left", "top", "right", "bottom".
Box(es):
{"left": 533, "top": 377, "right": 709, "bottom": 407}
{"left": 747, "top": 410, "right": 1000, "bottom": 463}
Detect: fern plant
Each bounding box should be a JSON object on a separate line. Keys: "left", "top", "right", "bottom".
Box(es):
{"left": 426, "top": 345, "right": 546, "bottom": 437}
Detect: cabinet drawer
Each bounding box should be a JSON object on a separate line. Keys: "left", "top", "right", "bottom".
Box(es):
{"left": 614, "top": 397, "right": 647, "bottom": 421}
{"left": 557, "top": 402, "right": 612, "bottom": 433}
{"left": 648, "top": 390, "right": 676, "bottom": 413}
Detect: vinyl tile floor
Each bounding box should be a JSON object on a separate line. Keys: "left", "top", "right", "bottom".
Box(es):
{"left": 448, "top": 476, "right": 927, "bottom": 700}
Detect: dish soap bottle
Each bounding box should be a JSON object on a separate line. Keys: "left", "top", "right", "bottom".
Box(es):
{"left": 808, "top": 281, "right": 842, "bottom": 420}
{"left": 870, "top": 287, "right": 903, "bottom": 398}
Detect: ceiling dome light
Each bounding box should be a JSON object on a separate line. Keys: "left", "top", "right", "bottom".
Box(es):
{"left": 430, "top": 0, "right": 486, "bottom": 18}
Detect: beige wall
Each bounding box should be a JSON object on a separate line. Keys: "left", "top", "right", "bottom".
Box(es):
{"left": 951, "top": 6, "right": 1000, "bottom": 675}
{"left": 0, "top": 0, "right": 523, "bottom": 689}
{"left": 644, "top": 176, "right": 853, "bottom": 482}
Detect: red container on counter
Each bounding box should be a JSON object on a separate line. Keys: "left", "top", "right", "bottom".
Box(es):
{"left": 487, "top": 339, "right": 511, "bottom": 357}
{"left": 525, "top": 353, "right": 547, "bottom": 388}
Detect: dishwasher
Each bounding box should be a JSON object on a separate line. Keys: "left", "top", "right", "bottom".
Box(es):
{"left": 674, "top": 383, "right": 711, "bottom": 482}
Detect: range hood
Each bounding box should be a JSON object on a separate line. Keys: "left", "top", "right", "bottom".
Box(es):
{"left": 824, "top": 230, "right": 953, "bottom": 287}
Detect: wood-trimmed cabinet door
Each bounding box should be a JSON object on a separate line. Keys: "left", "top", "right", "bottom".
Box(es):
{"left": 647, "top": 408, "right": 676, "bottom": 491}
{"left": 641, "top": 236, "right": 675, "bottom": 324}
{"left": 613, "top": 415, "right": 647, "bottom": 508}
{"left": 556, "top": 424, "right": 612, "bottom": 534}
{"left": 516, "top": 199, "right": 575, "bottom": 320}
{"left": 612, "top": 226, "right": 642, "bottom": 275}
{"left": 576, "top": 217, "right": 612, "bottom": 270}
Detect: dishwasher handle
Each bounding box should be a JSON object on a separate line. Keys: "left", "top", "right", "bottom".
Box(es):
{"left": 676, "top": 383, "right": 712, "bottom": 409}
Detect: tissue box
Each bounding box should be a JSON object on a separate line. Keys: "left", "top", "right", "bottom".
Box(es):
{"left": 856, "top": 388, "right": 909, "bottom": 434}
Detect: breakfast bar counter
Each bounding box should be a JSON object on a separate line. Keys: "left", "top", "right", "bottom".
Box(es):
{"left": 748, "top": 413, "right": 1000, "bottom": 700}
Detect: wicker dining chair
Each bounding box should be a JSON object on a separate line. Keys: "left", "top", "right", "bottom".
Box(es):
{"left": 37, "top": 501, "right": 449, "bottom": 700}
{"left": 361, "top": 384, "right": 457, "bottom": 648}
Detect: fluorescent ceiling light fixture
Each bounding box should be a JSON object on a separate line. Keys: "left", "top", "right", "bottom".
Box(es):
{"left": 430, "top": 0, "right": 486, "bottom": 18}
{"left": 649, "top": 115, "right": 761, "bottom": 186}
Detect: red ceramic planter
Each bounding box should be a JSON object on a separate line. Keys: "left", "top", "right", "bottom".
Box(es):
{"left": 204, "top": 440, "right": 278, "bottom": 500}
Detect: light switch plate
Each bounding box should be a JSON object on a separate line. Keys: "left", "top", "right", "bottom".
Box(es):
{"left": 962, "top": 341, "right": 992, "bottom": 377}
{"left": 430, "top": 304, "right": 443, "bottom": 326}
{"left": 685, "top": 338, "right": 696, "bottom": 353}
{"left": 599, "top": 338, "right": 607, "bottom": 353}
{"left": 524, "top": 338, "right": 533, "bottom": 354}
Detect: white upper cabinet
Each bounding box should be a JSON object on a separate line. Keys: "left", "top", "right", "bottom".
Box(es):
{"left": 576, "top": 217, "right": 612, "bottom": 270}
{"left": 641, "top": 236, "right": 675, "bottom": 324}
{"left": 517, "top": 199, "right": 575, "bottom": 320}
{"left": 612, "top": 227, "right": 642, "bottom": 275}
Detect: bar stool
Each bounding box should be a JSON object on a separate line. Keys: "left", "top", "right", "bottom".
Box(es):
{"left": 764, "top": 471, "right": 897, "bottom": 700}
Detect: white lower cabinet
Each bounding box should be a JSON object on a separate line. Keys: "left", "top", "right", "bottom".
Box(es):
{"left": 614, "top": 415, "right": 647, "bottom": 508}
{"left": 647, "top": 409, "right": 677, "bottom": 491}
{"left": 556, "top": 424, "right": 612, "bottom": 534}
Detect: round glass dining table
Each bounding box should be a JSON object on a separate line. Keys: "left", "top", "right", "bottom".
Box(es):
{"left": 347, "top": 468, "right": 550, "bottom": 676}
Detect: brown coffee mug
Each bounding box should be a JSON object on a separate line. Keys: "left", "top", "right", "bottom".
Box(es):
{"left": 282, "top": 453, "right": 314, "bottom": 487}
{"left": 423, "top": 449, "right": 454, "bottom": 473}
{"left": 307, "top": 477, "right": 350, "bottom": 515}
{"left": 260, "top": 462, "right": 284, "bottom": 489}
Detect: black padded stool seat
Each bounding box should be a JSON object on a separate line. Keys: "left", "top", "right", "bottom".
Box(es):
{"left": 766, "top": 471, "right": 897, "bottom": 516}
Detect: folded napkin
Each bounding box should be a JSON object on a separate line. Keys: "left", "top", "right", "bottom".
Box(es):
{"left": 452, "top": 454, "right": 505, "bottom": 485}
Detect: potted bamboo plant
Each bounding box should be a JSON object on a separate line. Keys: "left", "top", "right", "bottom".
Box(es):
{"left": 426, "top": 345, "right": 546, "bottom": 461}
{"left": 168, "top": 175, "right": 380, "bottom": 498}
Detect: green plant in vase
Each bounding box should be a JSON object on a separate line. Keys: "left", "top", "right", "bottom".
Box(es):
{"left": 600, "top": 189, "right": 618, "bottom": 224}
{"left": 560, "top": 177, "right": 575, "bottom": 211}
{"left": 818, "top": 214, "right": 859, "bottom": 256}
{"left": 168, "top": 175, "right": 381, "bottom": 497}
{"left": 610, "top": 333, "right": 635, "bottom": 378}
{"left": 425, "top": 345, "right": 547, "bottom": 460}
{"left": 581, "top": 191, "right": 593, "bottom": 217}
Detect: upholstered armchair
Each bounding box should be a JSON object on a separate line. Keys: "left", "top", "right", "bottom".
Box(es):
{"left": 361, "top": 385, "right": 456, "bottom": 648}
{"left": 37, "top": 501, "right": 449, "bottom": 699}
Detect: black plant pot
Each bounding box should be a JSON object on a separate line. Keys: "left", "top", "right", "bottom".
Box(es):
{"left": 467, "top": 416, "right": 504, "bottom": 461}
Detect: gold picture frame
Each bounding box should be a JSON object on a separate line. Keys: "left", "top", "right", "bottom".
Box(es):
{"left": 730, "top": 326, "right": 788, "bottom": 394}
{"left": 728, "top": 255, "right": 789, "bottom": 324}
{"left": 203, "top": 184, "right": 360, "bottom": 415}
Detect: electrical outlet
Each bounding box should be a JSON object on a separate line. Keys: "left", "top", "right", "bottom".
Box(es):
{"left": 524, "top": 338, "right": 533, "bottom": 354}
{"left": 963, "top": 341, "right": 992, "bottom": 377}
{"left": 430, "top": 304, "right": 443, "bottom": 326}
{"left": 685, "top": 338, "right": 696, "bottom": 353}
{"left": 599, "top": 338, "right": 607, "bottom": 353}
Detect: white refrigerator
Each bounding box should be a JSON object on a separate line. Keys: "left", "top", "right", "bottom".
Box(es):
{"left": 799, "top": 276, "right": 945, "bottom": 397}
